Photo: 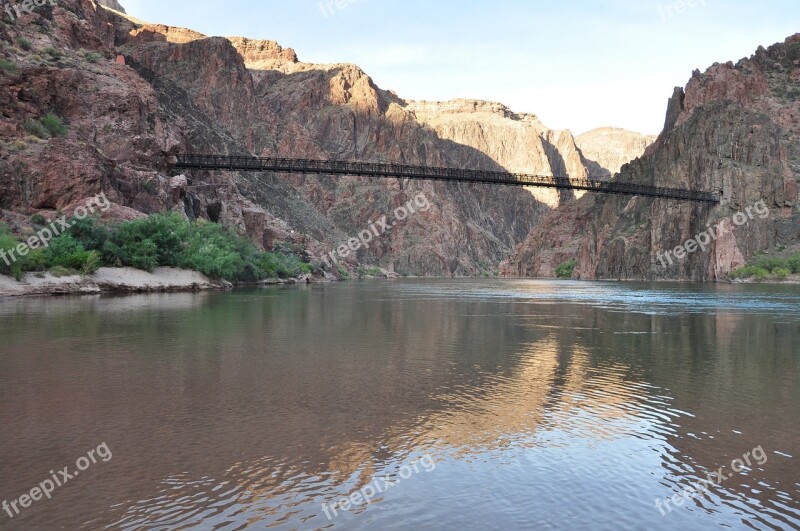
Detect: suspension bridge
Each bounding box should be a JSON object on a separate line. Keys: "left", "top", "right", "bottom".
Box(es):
{"left": 172, "top": 154, "right": 720, "bottom": 204}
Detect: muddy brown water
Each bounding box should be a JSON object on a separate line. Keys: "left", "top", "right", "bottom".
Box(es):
{"left": 0, "top": 280, "right": 798, "bottom": 530}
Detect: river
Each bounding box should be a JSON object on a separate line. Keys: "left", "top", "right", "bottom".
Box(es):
{"left": 0, "top": 280, "right": 798, "bottom": 530}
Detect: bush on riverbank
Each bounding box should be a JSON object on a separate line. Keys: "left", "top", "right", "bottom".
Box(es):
{"left": 0, "top": 224, "right": 25, "bottom": 280}
{"left": 2, "top": 215, "right": 313, "bottom": 282}
{"left": 729, "top": 253, "right": 800, "bottom": 281}
{"left": 556, "top": 259, "right": 577, "bottom": 279}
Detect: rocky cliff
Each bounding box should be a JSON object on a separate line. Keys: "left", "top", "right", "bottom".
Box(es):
{"left": 406, "top": 99, "right": 591, "bottom": 208}
{"left": 502, "top": 35, "right": 800, "bottom": 280}
{"left": 0, "top": 0, "right": 632, "bottom": 275}
{"left": 0, "top": 0, "right": 661, "bottom": 278}
{"left": 576, "top": 127, "right": 657, "bottom": 180}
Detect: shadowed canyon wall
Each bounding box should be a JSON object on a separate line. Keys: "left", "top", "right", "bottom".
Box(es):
{"left": 502, "top": 36, "right": 800, "bottom": 281}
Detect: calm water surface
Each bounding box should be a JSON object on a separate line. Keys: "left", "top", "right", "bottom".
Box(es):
{"left": 0, "top": 280, "right": 799, "bottom": 530}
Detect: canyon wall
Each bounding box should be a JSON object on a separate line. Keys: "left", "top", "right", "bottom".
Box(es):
{"left": 0, "top": 0, "right": 660, "bottom": 278}
{"left": 502, "top": 35, "right": 800, "bottom": 280}
{"left": 576, "top": 127, "right": 657, "bottom": 180}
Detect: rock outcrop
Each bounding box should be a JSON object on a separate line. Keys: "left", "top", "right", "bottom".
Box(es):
{"left": 502, "top": 35, "right": 800, "bottom": 281}
{"left": 575, "top": 127, "right": 656, "bottom": 180}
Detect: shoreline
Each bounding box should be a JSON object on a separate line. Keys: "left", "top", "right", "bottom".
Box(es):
{"left": 0, "top": 267, "right": 329, "bottom": 299}
{"left": 3, "top": 270, "right": 799, "bottom": 299}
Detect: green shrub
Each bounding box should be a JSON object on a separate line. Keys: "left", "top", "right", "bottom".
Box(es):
{"left": 42, "top": 235, "right": 101, "bottom": 273}
{"left": 556, "top": 259, "right": 577, "bottom": 279}
{"left": 732, "top": 253, "right": 800, "bottom": 279}
{"left": 730, "top": 265, "right": 767, "bottom": 279}
{"left": 83, "top": 51, "right": 103, "bottom": 63}
{"left": 16, "top": 37, "right": 31, "bottom": 51}
{"left": 68, "top": 217, "right": 110, "bottom": 252}
{"left": 0, "top": 59, "right": 16, "bottom": 72}
{"left": 24, "top": 118, "right": 49, "bottom": 138}
{"left": 103, "top": 237, "right": 159, "bottom": 271}
{"left": 753, "top": 267, "right": 769, "bottom": 281}
{"left": 22, "top": 249, "right": 47, "bottom": 272}
{"left": 79, "top": 250, "right": 101, "bottom": 274}
{"left": 44, "top": 47, "right": 61, "bottom": 60}
{"left": 30, "top": 214, "right": 47, "bottom": 226}
{"left": 787, "top": 254, "right": 800, "bottom": 274}
{"left": 178, "top": 220, "right": 255, "bottom": 280}
{"left": 0, "top": 232, "right": 23, "bottom": 280}
{"left": 96, "top": 214, "right": 312, "bottom": 281}
{"left": 180, "top": 239, "right": 245, "bottom": 280}
{"left": 23, "top": 113, "right": 67, "bottom": 139}
{"left": 255, "top": 250, "right": 310, "bottom": 280}
{"left": 753, "top": 257, "right": 786, "bottom": 273}
{"left": 773, "top": 267, "right": 791, "bottom": 281}
{"left": 39, "top": 113, "right": 67, "bottom": 137}
{"left": 46, "top": 213, "right": 314, "bottom": 282}
{"left": 102, "top": 214, "right": 186, "bottom": 269}
{"left": 356, "top": 265, "right": 383, "bottom": 278}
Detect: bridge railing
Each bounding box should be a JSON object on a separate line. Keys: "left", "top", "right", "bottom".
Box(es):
{"left": 174, "top": 154, "right": 719, "bottom": 203}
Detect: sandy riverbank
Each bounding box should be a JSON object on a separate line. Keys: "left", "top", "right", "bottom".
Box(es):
{"left": 0, "top": 267, "right": 229, "bottom": 298}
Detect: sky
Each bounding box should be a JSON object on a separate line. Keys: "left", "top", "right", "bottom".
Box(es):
{"left": 121, "top": 0, "right": 799, "bottom": 135}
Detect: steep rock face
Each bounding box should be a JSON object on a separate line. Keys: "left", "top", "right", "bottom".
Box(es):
{"left": 0, "top": 0, "right": 556, "bottom": 277}
{"left": 0, "top": 0, "right": 178, "bottom": 215}
{"left": 227, "top": 37, "right": 298, "bottom": 71}
{"left": 502, "top": 35, "right": 800, "bottom": 280}
{"left": 575, "top": 127, "right": 656, "bottom": 180}
{"left": 115, "top": 18, "right": 637, "bottom": 276}
{"left": 406, "top": 99, "right": 587, "bottom": 207}
{"left": 125, "top": 37, "right": 548, "bottom": 275}
{"left": 0, "top": 0, "right": 664, "bottom": 278}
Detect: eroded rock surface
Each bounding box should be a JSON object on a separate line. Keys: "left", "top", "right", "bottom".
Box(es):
{"left": 502, "top": 35, "right": 800, "bottom": 280}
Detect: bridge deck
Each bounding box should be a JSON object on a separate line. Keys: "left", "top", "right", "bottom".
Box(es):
{"left": 174, "top": 154, "right": 720, "bottom": 204}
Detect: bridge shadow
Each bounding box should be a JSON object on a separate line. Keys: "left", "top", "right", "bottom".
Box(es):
{"left": 540, "top": 136, "right": 580, "bottom": 204}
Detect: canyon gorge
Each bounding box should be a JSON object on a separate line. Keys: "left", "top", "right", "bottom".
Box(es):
{"left": 0, "top": 0, "right": 797, "bottom": 281}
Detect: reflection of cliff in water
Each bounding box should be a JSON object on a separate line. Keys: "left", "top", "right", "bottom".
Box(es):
{"left": 2, "top": 282, "right": 798, "bottom": 529}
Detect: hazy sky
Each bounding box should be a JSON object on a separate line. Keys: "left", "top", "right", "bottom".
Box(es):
{"left": 121, "top": 0, "right": 798, "bottom": 135}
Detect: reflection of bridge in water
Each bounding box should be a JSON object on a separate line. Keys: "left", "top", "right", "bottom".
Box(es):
{"left": 173, "top": 154, "right": 720, "bottom": 204}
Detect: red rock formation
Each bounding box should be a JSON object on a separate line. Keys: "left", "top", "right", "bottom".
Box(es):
{"left": 0, "top": 0, "right": 662, "bottom": 278}
{"left": 502, "top": 35, "right": 800, "bottom": 281}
